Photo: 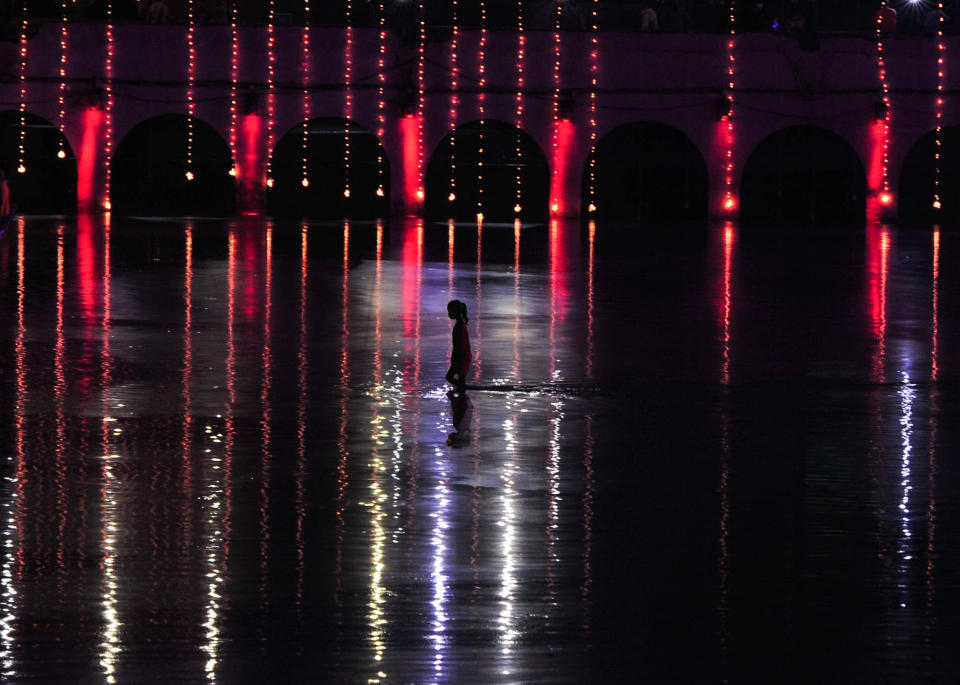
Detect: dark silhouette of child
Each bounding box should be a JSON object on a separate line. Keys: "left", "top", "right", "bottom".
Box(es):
{"left": 445, "top": 300, "right": 472, "bottom": 393}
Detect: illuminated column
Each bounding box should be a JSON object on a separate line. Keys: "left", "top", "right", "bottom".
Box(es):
{"left": 513, "top": 0, "right": 526, "bottom": 218}
{"left": 721, "top": 0, "right": 738, "bottom": 214}
{"left": 447, "top": 0, "right": 460, "bottom": 210}
{"left": 872, "top": 3, "right": 894, "bottom": 215}
{"left": 265, "top": 1, "right": 277, "bottom": 190}
{"left": 301, "top": 0, "right": 312, "bottom": 189}
{"left": 57, "top": 2, "right": 69, "bottom": 161}
{"left": 102, "top": 1, "right": 115, "bottom": 211}
{"left": 185, "top": 0, "right": 197, "bottom": 182}
{"left": 16, "top": 4, "right": 29, "bottom": 176}
{"left": 476, "top": 0, "right": 488, "bottom": 221}
{"left": 932, "top": 4, "right": 946, "bottom": 213}
{"left": 229, "top": 0, "right": 240, "bottom": 179}
{"left": 344, "top": 0, "right": 354, "bottom": 199}
{"left": 585, "top": 0, "right": 599, "bottom": 215}
{"left": 375, "top": 2, "right": 387, "bottom": 199}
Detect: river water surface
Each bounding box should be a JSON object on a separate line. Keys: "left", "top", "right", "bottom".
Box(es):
{"left": 1, "top": 216, "right": 959, "bottom": 683}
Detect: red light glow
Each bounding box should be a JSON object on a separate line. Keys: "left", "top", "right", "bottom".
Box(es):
{"left": 78, "top": 107, "right": 103, "bottom": 212}
{"left": 550, "top": 120, "right": 575, "bottom": 216}
{"left": 402, "top": 115, "right": 422, "bottom": 210}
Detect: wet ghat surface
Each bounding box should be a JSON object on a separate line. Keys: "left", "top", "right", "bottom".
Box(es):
{"left": 2, "top": 217, "right": 960, "bottom": 682}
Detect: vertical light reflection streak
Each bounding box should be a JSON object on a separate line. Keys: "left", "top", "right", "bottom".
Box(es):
{"left": 931, "top": 229, "right": 939, "bottom": 381}
{"left": 470, "top": 218, "right": 484, "bottom": 601}
{"left": 259, "top": 226, "right": 274, "bottom": 629}
{"left": 717, "top": 222, "right": 735, "bottom": 656}
{"left": 586, "top": 220, "right": 595, "bottom": 379}
{"left": 181, "top": 226, "right": 195, "bottom": 560}
{"left": 721, "top": 221, "right": 735, "bottom": 386}
{"left": 335, "top": 220, "right": 351, "bottom": 632}
{"left": 429, "top": 442, "right": 450, "bottom": 680}
{"left": 897, "top": 372, "right": 915, "bottom": 609}
{"left": 448, "top": 219, "right": 455, "bottom": 293}
{"left": 926, "top": 227, "right": 939, "bottom": 640}
{"left": 98, "top": 215, "right": 120, "bottom": 683}
{"left": 54, "top": 226, "right": 67, "bottom": 577}
{"left": 295, "top": 224, "right": 309, "bottom": 622}
{"left": 868, "top": 226, "right": 889, "bottom": 383}
{"left": 513, "top": 220, "right": 521, "bottom": 381}
{"left": 498, "top": 416, "right": 519, "bottom": 677}
{"left": 546, "top": 220, "right": 565, "bottom": 625}
{"left": 3, "top": 220, "right": 27, "bottom": 677}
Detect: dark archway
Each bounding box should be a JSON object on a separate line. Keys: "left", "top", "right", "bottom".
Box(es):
{"left": 741, "top": 126, "right": 866, "bottom": 228}
{"left": 0, "top": 110, "right": 77, "bottom": 214}
{"left": 899, "top": 126, "right": 960, "bottom": 227}
{"left": 425, "top": 119, "right": 550, "bottom": 222}
{"left": 584, "top": 121, "right": 708, "bottom": 226}
{"left": 266, "top": 118, "right": 389, "bottom": 219}
{"left": 112, "top": 114, "right": 235, "bottom": 217}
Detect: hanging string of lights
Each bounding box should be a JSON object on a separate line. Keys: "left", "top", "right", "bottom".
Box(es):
{"left": 16, "top": 2, "right": 28, "bottom": 175}
{"left": 875, "top": 2, "right": 893, "bottom": 207}
{"left": 57, "top": 1, "right": 68, "bottom": 160}
{"left": 375, "top": 0, "right": 387, "bottom": 199}
{"left": 585, "top": 0, "right": 599, "bottom": 214}
{"left": 416, "top": 0, "right": 427, "bottom": 203}
{"left": 265, "top": 0, "right": 277, "bottom": 189}
{"left": 721, "top": 0, "right": 737, "bottom": 212}
{"left": 228, "top": 0, "right": 240, "bottom": 178}
{"left": 476, "top": 0, "right": 488, "bottom": 221}
{"left": 301, "top": 0, "right": 312, "bottom": 188}
{"left": 932, "top": 3, "right": 945, "bottom": 211}
{"left": 447, "top": 0, "right": 460, "bottom": 206}
{"left": 550, "top": 0, "right": 563, "bottom": 215}
{"left": 513, "top": 0, "right": 526, "bottom": 217}
{"left": 185, "top": 0, "right": 197, "bottom": 182}
{"left": 102, "top": 1, "right": 115, "bottom": 210}
{"left": 343, "top": 0, "right": 353, "bottom": 198}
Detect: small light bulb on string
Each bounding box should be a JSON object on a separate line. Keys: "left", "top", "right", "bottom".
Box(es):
{"left": 186, "top": 170, "right": 195, "bottom": 182}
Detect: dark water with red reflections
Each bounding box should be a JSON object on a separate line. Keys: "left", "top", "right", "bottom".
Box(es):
{"left": 2, "top": 216, "right": 960, "bottom": 683}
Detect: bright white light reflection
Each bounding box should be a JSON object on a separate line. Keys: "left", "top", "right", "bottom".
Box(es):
{"left": 898, "top": 371, "right": 915, "bottom": 601}
{"left": 429, "top": 445, "right": 450, "bottom": 680}
{"left": 498, "top": 416, "right": 519, "bottom": 674}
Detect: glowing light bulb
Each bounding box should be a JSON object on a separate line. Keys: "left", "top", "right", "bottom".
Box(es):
{"left": 343, "top": 188, "right": 350, "bottom": 198}
{"left": 229, "top": 167, "right": 237, "bottom": 177}
{"left": 514, "top": 204, "right": 522, "bottom": 214}
{"left": 724, "top": 196, "right": 735, "bottom": 211}
{"left": 302, "top": 178, "right": 310, "bottom": 188}
{"left": 185, "top": 170, "right": 195, "bottom": 181}
{"left": 266, "top": 178, "right": 275, "bottom": 188}
{"left": 57, "top": 149, "right": 66, "bottom": 159}
{"left": 551, "top": 202, "right": 559, "bottom": 214}
{"left": 587, "top": 203, "right": 597, "bottom": 213}
{"left": 416, "top": 189, "right": 425, "bottom": 201}
{"left": 376, "top": 187, "right": 384, "bottom": 198}
{"left": 476, "top": 212, "right": 484, "bottom": 223}
{"left": 933, "top": 200, "right": 942, "bottom": 210}
{"left": 880, "top": 193, "right": 892, "bottom": 205}
{"left": 103, "top": 199, "right": 111, "bottom": 211}
{"left": 17, "top": 164, "right": 26, "bottom": 174}
{"left": 448, "top": 192, "right": 456, "bottom": 202}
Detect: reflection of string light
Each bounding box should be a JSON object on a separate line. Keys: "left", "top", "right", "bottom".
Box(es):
{"left": 513, "top": 0, "right": 526, "bottom": 218}
{"left": 344, "top": 0, "right": 353, "bottom": 199}
{"left": 448, "top": 0, "right": 459, "bottom": 206}
{"left": 57, "top": 1, "right": 69, "bottom": 160}
{"left": 228, "top": 0, "right": 240, "bottom": 177}
{"left": 874, "top": 4, "right": 893, "bottom": 208}
{"left": 103, "top": 1, "right": 115, "bottom": 209}
{"left": 300, "top": 0, "right": 312, "bottom": 188}
{"left": 586, "top": 0, "right": 599, "bottom": 213}
{"left": 722, "top": 221, "right": 734, "bottom": 386}
{"left": 933, "top": 4, "right": 945, "bottom": 211}
{"left": 477, "top": 0, "right": 487, "bottom": 221}
{"left": 265, "top": 0, "right": 277, "bottom": 188}
{"left": 376, "top": 0, "right": 387, "bottom": 198}
{"left": 16, "top": 6, "right": 29, "bottom": 175}
{"left": 898, "top": 372, "right": 915, "bottom": 608}
{"left": 186, "top": 0, "right": 197, "bottom": 181}
{"left": 721, "top": 0, "right": 737, "bottom": 212}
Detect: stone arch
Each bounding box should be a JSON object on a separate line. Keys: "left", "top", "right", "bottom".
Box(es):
{"left": 741, "top": 125, "right": 866, "bottom": 228}
{"left": 583, "top": 121, "right": 708, "bottom": 226}
{"left": 266, "top": 118, "right": 389, "bottom": 219}
{"left": 0, "top": 110, "right": 77, "bottom": 214}
{"left": 424, "top": 119, "right": 550, "bottom": 222}
{"left": 111, "top": 114, "right": 235, "bottom": 217}
{"left": 898, "top": 126, "right": 960, "bottom": 226}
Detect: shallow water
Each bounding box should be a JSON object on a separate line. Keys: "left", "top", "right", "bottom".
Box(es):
{"left": 1, "top": 216, "right": 959, "bottom": 682}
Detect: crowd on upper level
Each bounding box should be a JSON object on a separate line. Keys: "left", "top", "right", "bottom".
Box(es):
{"left": 1, "top": 1, "right": 958, "bottom": 37}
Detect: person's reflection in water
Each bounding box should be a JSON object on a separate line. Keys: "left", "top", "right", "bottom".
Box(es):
{"left": 446, "top": 388, "right": 472, "bottom": 448}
